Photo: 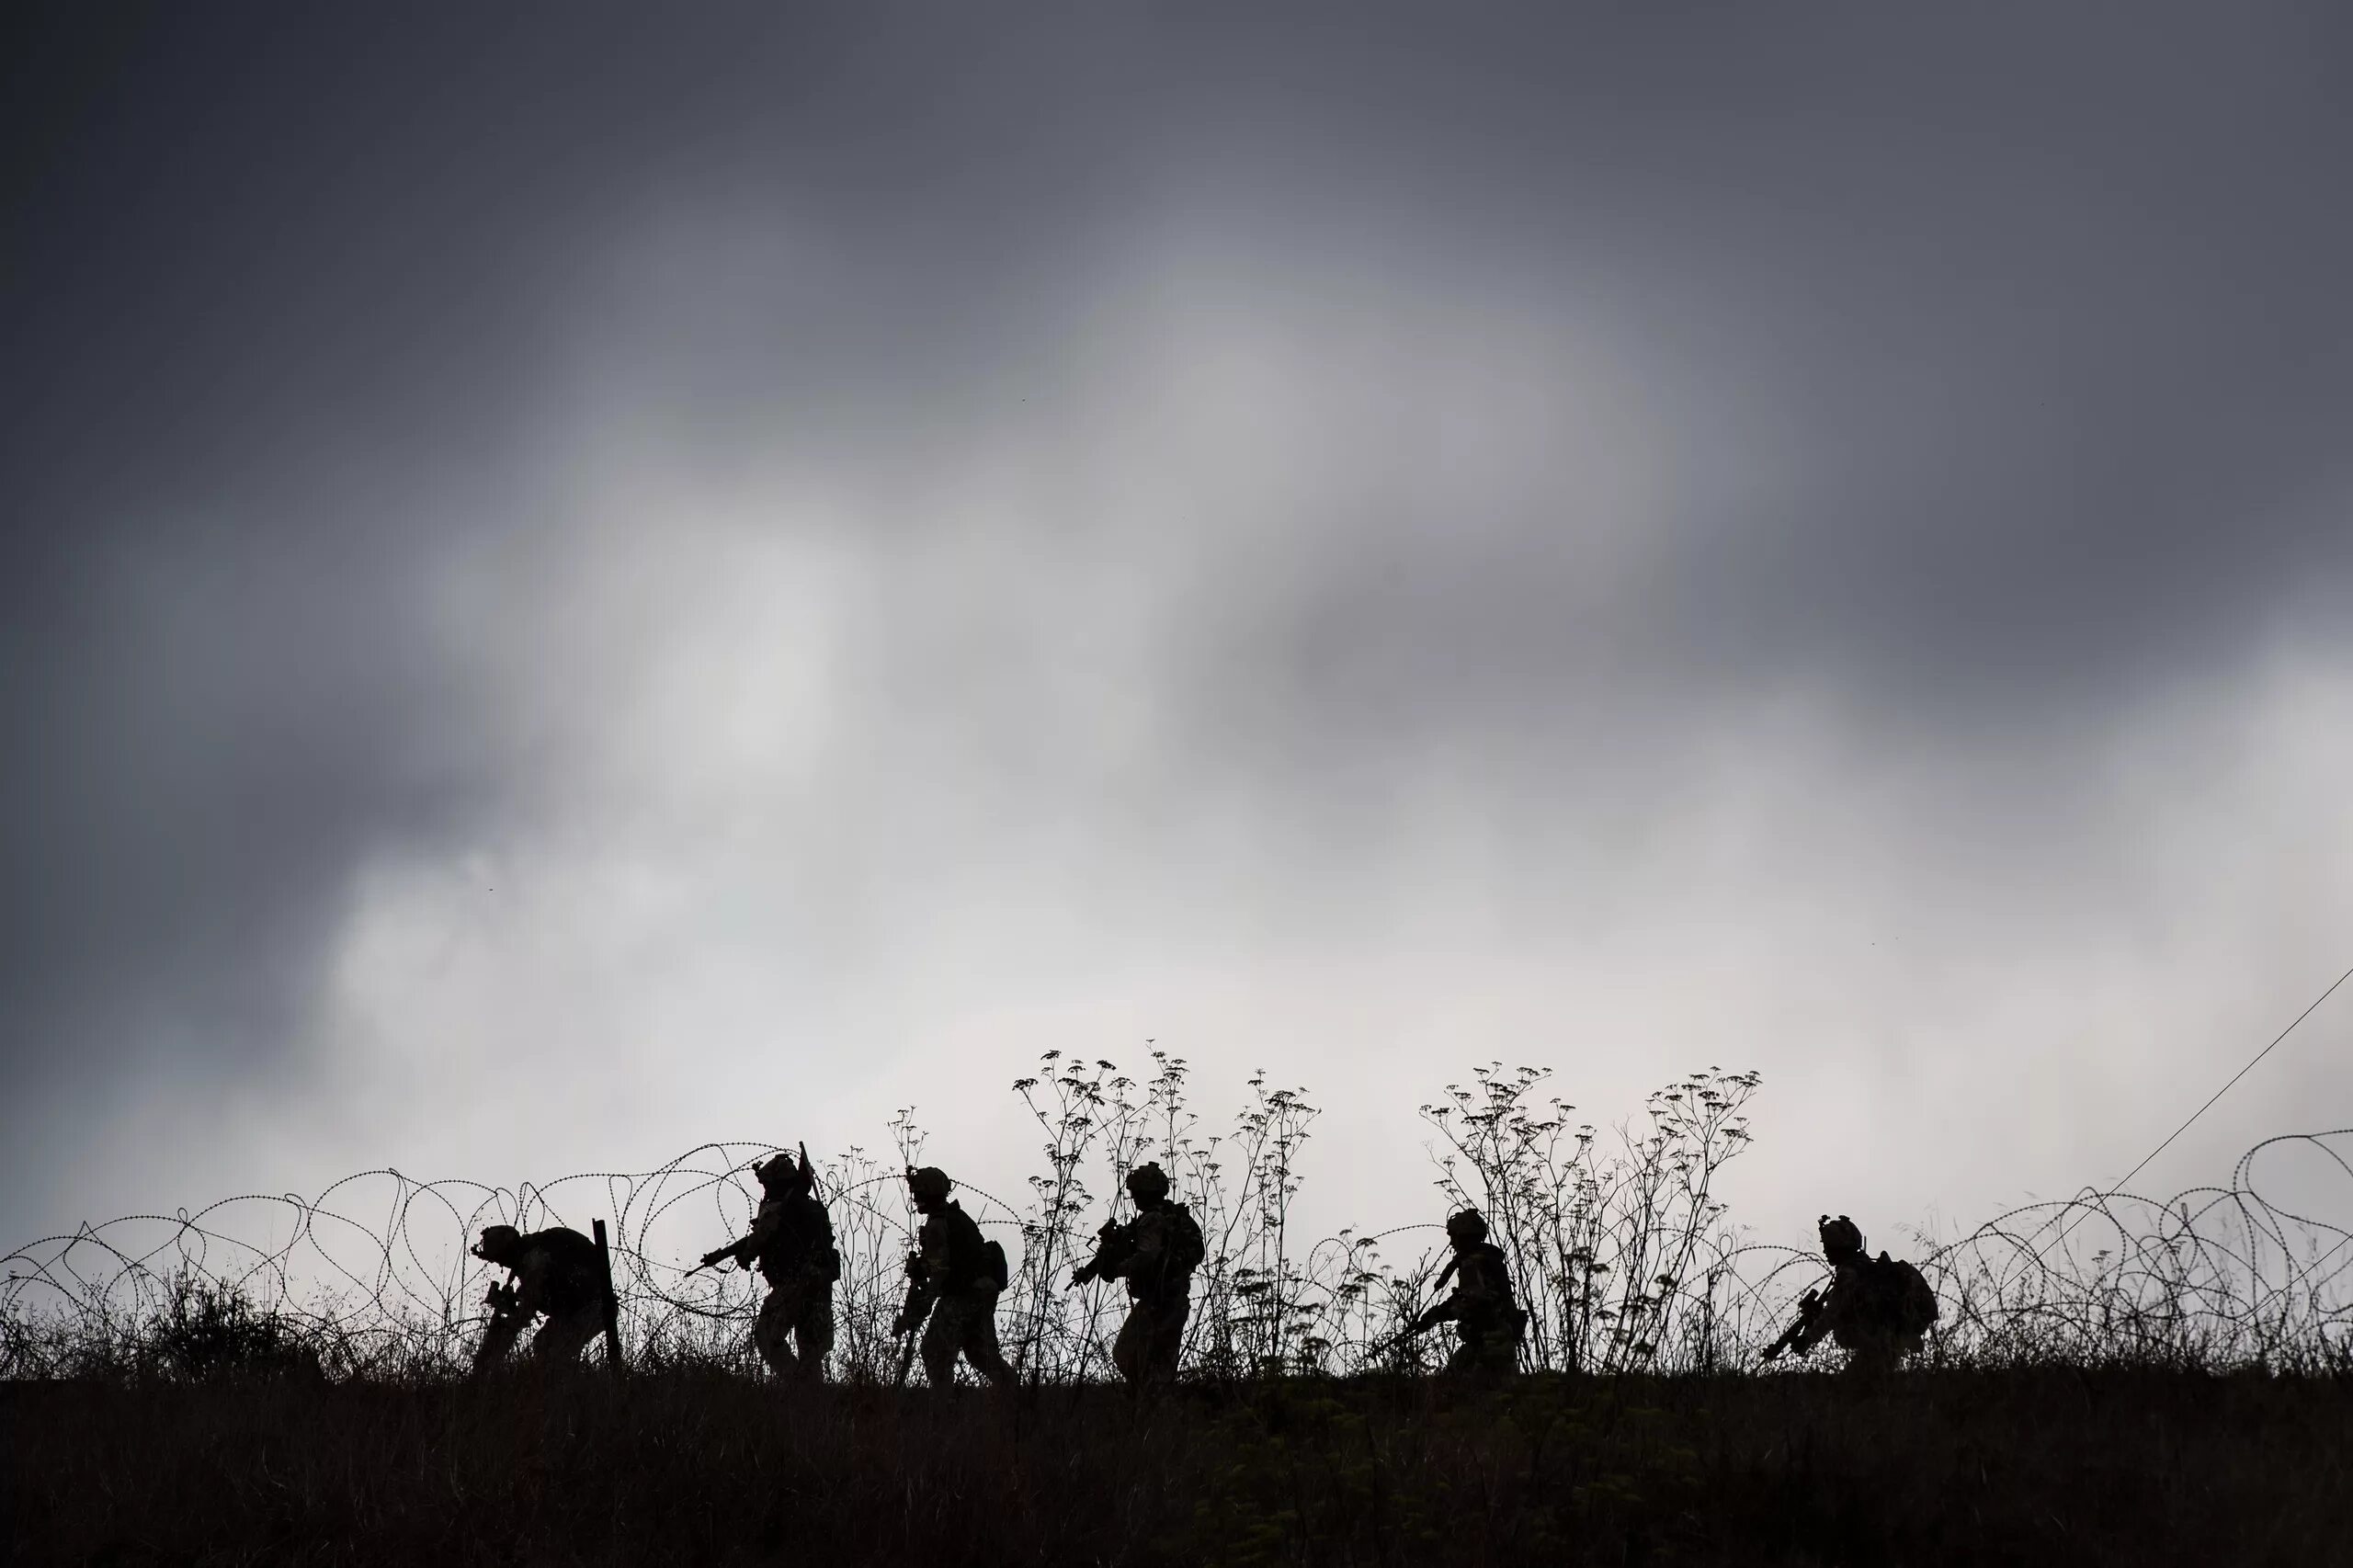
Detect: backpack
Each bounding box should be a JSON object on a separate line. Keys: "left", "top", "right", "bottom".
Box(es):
{"left": 1163, "top": 1204, "right": 1206, "bottom": 1278}
{"left": 523, "top": 1227, "right": 606, "bottom": 1315}
{"left": 1890, "top": 1257, "right": 1938, "bottom": 1337}
{"left": 938, "top": 1202, "right": 1006, "bottom": 1291}
{"left": 1867, "top": 1254, "right": 1938, "bottom": 1338}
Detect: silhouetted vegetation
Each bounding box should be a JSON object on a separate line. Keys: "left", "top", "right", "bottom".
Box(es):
{"left": 6, "top": 1060, "right": 2349, "bottom": 1562}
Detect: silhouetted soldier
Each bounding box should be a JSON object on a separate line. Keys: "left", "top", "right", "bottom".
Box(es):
{"left": 699, "top": 1145, "right": 839, "bottom": 1382}
{"left": 1398, "top": 1209, "right": 1526, "bottom": 1374}
{"left": 891, "top": 1165, "right": 1016, "bottom": 1389}
{"left": 470, "top": 1223, "right": 608, "bottom": 1372}
{"left": 1763, "top": 1214, "right": 1939, "bottom": 1373}
{"left": 1070, "top": 1162, "right": 1205, "bottom": 1385}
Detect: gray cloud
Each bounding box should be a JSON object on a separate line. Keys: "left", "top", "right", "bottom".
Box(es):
{"left": 5, "top": 3, "right": 2350, "bottom": 1246}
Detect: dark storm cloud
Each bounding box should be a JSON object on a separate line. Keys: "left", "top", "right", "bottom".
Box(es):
{"left": 1170, "top": 4, "right": 2353, "bottom": 742}
{"left": 4, "top": 1, "right": 2348, "bottom": 1230}
{"left": 0, "top": 2, "right": 1188, "bottom": 1200}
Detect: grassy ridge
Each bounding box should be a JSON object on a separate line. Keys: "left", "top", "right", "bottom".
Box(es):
{"left": 7, "top": 1369, "right": 2347, "bottom": 1566}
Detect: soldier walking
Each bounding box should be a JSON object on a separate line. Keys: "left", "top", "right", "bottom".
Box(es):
{"left": 1762, "top": 1214, "right": 1940, "bottom": 1373}
{"left": 1397, "top": 1209, "right": 1526, "bottom": 1375}
{"left": 1070, "top": 1162, "right": 1205, "bottom": 1385}
{"left": 891, "top": 1165, "right": 1016, "bottom": 1390}
{"left": 699, "top": 1145, "right": 839, "bottom": 1382}
{"left": 470, "top": 1222, "right": 609, "bottom": 1373}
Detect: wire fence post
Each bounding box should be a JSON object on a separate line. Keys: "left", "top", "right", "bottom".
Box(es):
{"left": 593, "top": 1218, "right": 625, "bottom": 1378}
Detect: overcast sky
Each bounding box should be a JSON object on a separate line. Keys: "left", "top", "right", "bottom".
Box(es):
{"left": 6, "top": 2, "right": 2351, "bottom": 1261}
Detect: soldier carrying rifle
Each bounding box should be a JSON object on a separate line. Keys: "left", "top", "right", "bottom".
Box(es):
{"left": 1070, "top": 1162, "right": 1205, "bottom": 1386}
{"left": 1392, "top": 1209, "right": 1526, "bottom": 1376}
{"left": 470, "top": 1222, "right": 608, "bottom": 1373}
{"left": 1762, "top": 1214, "right": 1939, "bottom": 1373}
{"left": 891, "top": 1165, "right": 1016, "bottom": 1390}
{"left": 696, "top": 1145, "right": 839, "bottom": 1383}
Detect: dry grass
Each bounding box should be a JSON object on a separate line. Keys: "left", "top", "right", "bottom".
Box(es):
{"left": 7, "top": 1366, "right": 2347, "bottom": 1567}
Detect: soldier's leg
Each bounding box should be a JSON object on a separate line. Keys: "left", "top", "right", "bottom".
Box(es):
{"left": 959, "top": 1284, "right": 1017, "bottom": 1389}
{"left": 1112, "top": 1301, "right": 1147, "bottom": 1385}
{"left": 472, "top": 1312, "right": 525, "bottom": 1374}
{"left": 1148, "top": 1297, "right": 1189, "bottom": 1381}
{"left": 791, "top": 1285, "right": 834, "bottom": 1382}
{"left": 920, "top": 1298, "right": 961, "bottom": 1387}
{"left": 752, "top": 1287, "right": 800, "bottom": 1378}
{"left": 1845, "top": 1336, "right": 1897, "bottom": 1377}
{"left": 531, "top": 1301, "right": 605, "bottom": 1366}
{"left": 1443, "top": 1321, "right": 1510, "bottom": 1377}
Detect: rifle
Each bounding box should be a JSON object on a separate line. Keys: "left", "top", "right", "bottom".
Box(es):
{"left": 686, "top": 1244, "right": 741, "bottom": 1279}
{"left": 892, "top": 1251, "right": 926, "bottom": 1386}
{"left": 1760, "top": 1287, "right": 1824, "bottom": 1364}
{"left": 1069, "top": 1215, "right": 1135, "bottom": 1290}
{"left": 471, "top": 1279, "right": 528, "bottom": 1376}
{"left": 1370, "top": 1249, "right": 1466, "bottom": 1363}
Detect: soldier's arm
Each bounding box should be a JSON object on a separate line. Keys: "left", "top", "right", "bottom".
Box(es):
{"left": 1116, "top": 1219, "right": 1165, "bottom": 1283}
{"left": 508, "top": 1254, "right": 551, "bottom": 1321}
{"left": 920, "top": 1223, "right": 955, "bottom": 1289}
{"left": 898, "top": 1220, "right": 952, "bottom": 1321}
{"left": 1787, "top": 1286, "right": 1836, "bottom": 1353}
{"left": 1409, "top": 1291, "right": 1465, "bottom": 1335}
{"left": 733, "top": 1199, "right": 784, "bottom": 1265}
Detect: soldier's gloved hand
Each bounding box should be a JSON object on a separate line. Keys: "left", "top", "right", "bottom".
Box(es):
{"left": 1069, "top": 1267, "right": 1091, "bottom": 1290}
{"left": 890, "top": 1312, "right": 914, "bottom": 1335}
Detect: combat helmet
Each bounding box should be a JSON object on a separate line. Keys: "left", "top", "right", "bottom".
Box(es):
{"left": 1125, "top": 1162, "right": 1171, "bottom": 1203}
{"left": 905, "top": 1165, "right": 953, "bottom": 1203}
{"left": 1818, "top": 1214, "right": 1865, "bottom": 1264}
{"left": 1446, "top": 1208, "right": 1490, "bottom": 1244}
{"left": 473, "top": 1223, "right": 522, "bottom": 1263}
{"left": 756, "top": 1144, "right": 815, "bottom": 1196}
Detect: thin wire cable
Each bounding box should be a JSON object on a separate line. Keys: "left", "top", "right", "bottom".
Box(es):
{"left": 2039, "top": 960, "right": 2353, "bottom": 1257}
{"left": 2112, "top": 961, "right": 2352, "bottom": 1196}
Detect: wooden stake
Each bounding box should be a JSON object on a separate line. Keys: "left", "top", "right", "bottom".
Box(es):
{"left": 593, "top": 1218, "right": 625, "bottom": 1377}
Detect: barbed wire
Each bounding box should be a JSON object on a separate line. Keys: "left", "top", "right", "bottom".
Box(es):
{"left": 6, "top": 1128, "right": 2347, "bottom": 1381}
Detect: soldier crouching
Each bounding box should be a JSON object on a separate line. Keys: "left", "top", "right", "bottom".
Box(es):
{"left": 1763, "top": 1213, "right": 1940, "bottom": 1373}
{"left": 471, "top": 1222, "right": 608, "bottom": 1373}
{"left": 1399, "top": 1209, "right": 1526, "bottom": 1375}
